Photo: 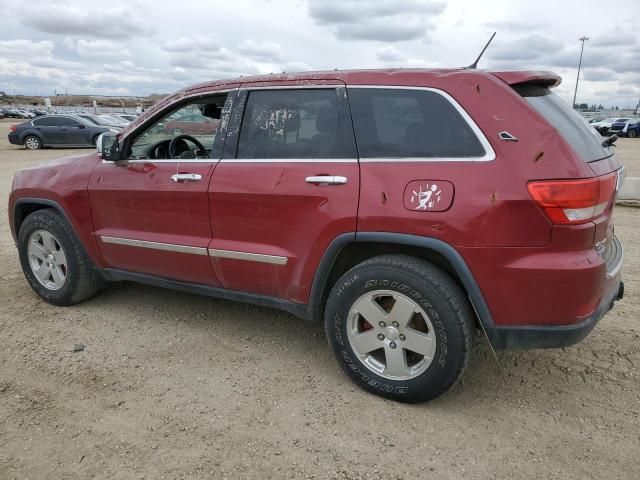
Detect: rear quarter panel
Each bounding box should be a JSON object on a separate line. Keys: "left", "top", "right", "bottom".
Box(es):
{"left": 352, "top": 71, "right": 594, "bottom": 248}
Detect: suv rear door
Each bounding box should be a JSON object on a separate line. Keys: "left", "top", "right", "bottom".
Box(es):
{"left": 209, "top": 83, "right": 359, "bottom": 303}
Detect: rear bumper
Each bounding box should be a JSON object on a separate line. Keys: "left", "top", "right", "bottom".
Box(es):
{"left": 8, "top": 133, "right": 20, "bottom": 145}
{"left": 483, "top": 235, "right": 624, "bottom": 350}
{"left": 485, "top": 278, "right": 623, "bottom": 350}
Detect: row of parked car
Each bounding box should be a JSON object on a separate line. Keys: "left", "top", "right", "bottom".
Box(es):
{"left": 6, "top": 113, "right": 142, "bottom": 149}
{"left": 589, "top": 117, "right": 640, "bottom": 138}
{"left": 0, "top": 107, "right": 49, "bottom": 119}
{"left": 7, "top": 109, "right": 221, "bottom": 149}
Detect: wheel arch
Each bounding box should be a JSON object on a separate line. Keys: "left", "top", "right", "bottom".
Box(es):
{"left": 21, "top": 131, "right": 44, "bottom": 145}
{"left": 309, "top": 232, "right": 495, "bottom": 329}
{"left": 12, "top": 198, "right": 100, "bottom": 269}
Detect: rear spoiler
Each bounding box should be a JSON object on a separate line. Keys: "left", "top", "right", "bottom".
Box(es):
{"left": 489, "top": 71, "right": 562, "bottom": 88}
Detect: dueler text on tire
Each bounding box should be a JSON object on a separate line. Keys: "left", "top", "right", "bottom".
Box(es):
{"left": 18, "top": 209, "right": 102, "bottom": 306}
{"left": 324, "top": 254, "right": 474, "bottom": 403}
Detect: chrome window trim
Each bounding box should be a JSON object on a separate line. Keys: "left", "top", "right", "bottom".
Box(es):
{"left": 102, "top": 158, "right": 217, "bottom": 164}
{"left": 238, "top": 85, "right": 343, "bottom": 91}
{"left": 208, "top": 248, "right": 288, "bottom": 265}
{"left": 347, "top": 85, "right": 496, "bottom": 162}
{"left": 114, "top": 84, "right": 495, "bottom": 164}
{"left": 220, "top": 158, "right": 357, "bottom": 164}
{"left": 100, "top": 236, "right": 208, "bottom": 256}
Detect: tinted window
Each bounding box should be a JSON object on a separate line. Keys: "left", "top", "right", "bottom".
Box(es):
{"left": 237, "top": 89, "right": 351, "bottom": 159}
{"left": 33, "top": 117, "right": 58, "bottom": 127}
{"left": 514, "top": 85, "right": 611, "bottom": 162}
{"left": 348, "top": 88, "right": 486, "bottom": 158}
{"left": 57, "top": 117, "right": 82, "bottom": 127}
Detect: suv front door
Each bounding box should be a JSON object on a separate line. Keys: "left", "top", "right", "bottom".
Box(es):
{"left": 88, "top": 90, "right": 235, "bottom": 285}
{"left": 209, "top": 84, "right": 359, "bottom": 303}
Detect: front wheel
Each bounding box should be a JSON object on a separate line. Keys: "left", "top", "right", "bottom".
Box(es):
{"left": 18, "top": 209, "right": 102, "bottom": 306}
{"left": 324, "top": 255, "right": 474, "bottom": 403}
{"left": 628, "top": 129, "right": 637, "bottom": 138}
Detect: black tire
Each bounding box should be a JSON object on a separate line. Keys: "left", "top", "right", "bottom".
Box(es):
{"left": 18, "top": 209, "right": 102, "bottom": 306}
{"left": 324, "top": 254, "right": 474, "bottom": 403}
{"left": 23, "top": 135, "right": 42, "bottom": 150}
{"left": 628, "top": 129, "right": 637, "bottom": 138}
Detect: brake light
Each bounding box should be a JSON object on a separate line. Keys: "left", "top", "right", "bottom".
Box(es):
{"left": 527, "top": 174, "right": 617, "bottom": 224}
{"left": 9, "top": 125, "right": 17, "bottom": 132}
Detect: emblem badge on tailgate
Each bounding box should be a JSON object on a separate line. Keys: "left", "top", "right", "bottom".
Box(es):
{"left": 404, "top": 180, "right": 454, "bottom": 212}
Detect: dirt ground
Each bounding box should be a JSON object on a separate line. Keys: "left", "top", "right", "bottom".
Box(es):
{"left": 0, "top": 118, "right": 638, "bottom": 480}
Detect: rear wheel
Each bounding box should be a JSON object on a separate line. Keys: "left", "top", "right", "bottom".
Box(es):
{"left": 24, "top": 135, "right": 42, "bottom": 150}
{"left": 18, "top": 209, "right": 102, "bottom": 306}
{"left": 324, "top": 254, "right": 474, "bottom": 403}
{"left": 628, "top": 129, "right": 637, "bottom": 138}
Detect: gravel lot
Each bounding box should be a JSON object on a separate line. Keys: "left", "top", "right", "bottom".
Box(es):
{"left": 1, "top": 118, "right": 639, "bottom": 480}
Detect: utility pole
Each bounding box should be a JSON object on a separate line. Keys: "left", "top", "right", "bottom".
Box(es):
{"left": 572, "top": 36, "right": 589, "bottom": 109}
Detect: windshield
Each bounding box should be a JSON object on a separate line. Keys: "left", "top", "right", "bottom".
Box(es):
{"left": 514, "top": 84, "right": 612, "bottom": 162}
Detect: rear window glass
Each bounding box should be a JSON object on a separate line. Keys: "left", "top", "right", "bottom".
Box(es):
{"left": 348, "top": 88, "right": 486, "bottom": 158}
{"left": 33, "top": 117, "right": 57, "bottom": 126}
{"left": 57, "top": 117, "right": 82, "bottom": 127}
{"left": 513, "top": 85, "right": 611, "bottom": 162}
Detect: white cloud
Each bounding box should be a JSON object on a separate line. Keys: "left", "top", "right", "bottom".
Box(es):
{"left": 0, "top": 0, "right": 637, "bottom": 108}
{"left": 238, "top": 39, "right": 284, "bottom": 62}
{"left": 308, "top": 0, "right": 446, "bottom": 41}
{"left": 20, "top": 1, "right": 154, "bottom": 39}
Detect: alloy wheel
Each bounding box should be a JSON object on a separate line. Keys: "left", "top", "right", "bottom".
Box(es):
{"left": 27, "top": 230, "right": 68, "bottom": 290}
{"left": 347, "top": 289, "right": 437, "bottom": 380}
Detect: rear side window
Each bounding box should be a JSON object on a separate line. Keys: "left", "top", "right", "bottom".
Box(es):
{"left": 348, "top": 88, "right": 487, "bottom": 158}
{"left": 57, "top": 117, "right": 82, "bottom": 127}
{"left": 513, "top": 85, "right": 611, "bottom": 162}
{"left": 33, "top": 117, "right": 57, "bottom": 127}
{"left": 237, "top": 89, "right": 353, "bottom": 159}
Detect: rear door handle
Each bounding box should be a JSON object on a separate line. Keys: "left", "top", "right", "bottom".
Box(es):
{"left": 171, "top": 173, "right": 202, "bottom": 182}
{"left": 305, "top": 175, "right": 347, "bottom": 185}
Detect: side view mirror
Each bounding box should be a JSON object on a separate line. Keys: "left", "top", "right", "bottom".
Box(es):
{"left": 77, "top": 124, "right": 86, "bottom": 129}
{"left": 96, "top": 132, "right": 121, "bottom": 160}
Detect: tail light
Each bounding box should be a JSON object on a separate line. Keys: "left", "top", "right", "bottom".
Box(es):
{"left": 527, "top": 173, "right": 617, "bottom": 225}
{"left": 9, "top": 125, "right": 17, "bottom": 132}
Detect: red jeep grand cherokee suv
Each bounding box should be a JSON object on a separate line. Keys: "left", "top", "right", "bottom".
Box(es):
{"left": 8, "top": 69, "right": 625, "bottom": 403}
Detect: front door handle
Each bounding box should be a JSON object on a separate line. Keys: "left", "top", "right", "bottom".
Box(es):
{"left": 171, "top": 173, "right": 202, "bottom": 182}
{"left": 305, "top": 175, "right": 347, "bottom": 185}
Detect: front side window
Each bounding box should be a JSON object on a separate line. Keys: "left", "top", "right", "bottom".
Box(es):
{"left": 237, "top": 89, "right": 350, "bottom": 159}
{"left": 348, "top": 88, "right": 486, "bottom": 158}
{"left": 128, "top": 93, "right": 228, "bottom": 160}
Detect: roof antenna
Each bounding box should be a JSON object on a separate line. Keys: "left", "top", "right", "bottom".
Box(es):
{"left": 466, "top": 32, "right": 496, "bottom": 69}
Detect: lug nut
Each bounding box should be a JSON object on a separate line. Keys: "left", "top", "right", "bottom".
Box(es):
{"left": 392, "top": 321, "right": 399, "bottom": 327}
{"left": 389, "top": 342, "right": 397, "bottom": 349}
{"left": 379, "top": 321, "right": 386, "bottom": 328}
{"left": 399, "top": 334, "right": 406, "bottom": 341}
{"left": 377, "top": 334, "right": 384, "bottom": 341}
